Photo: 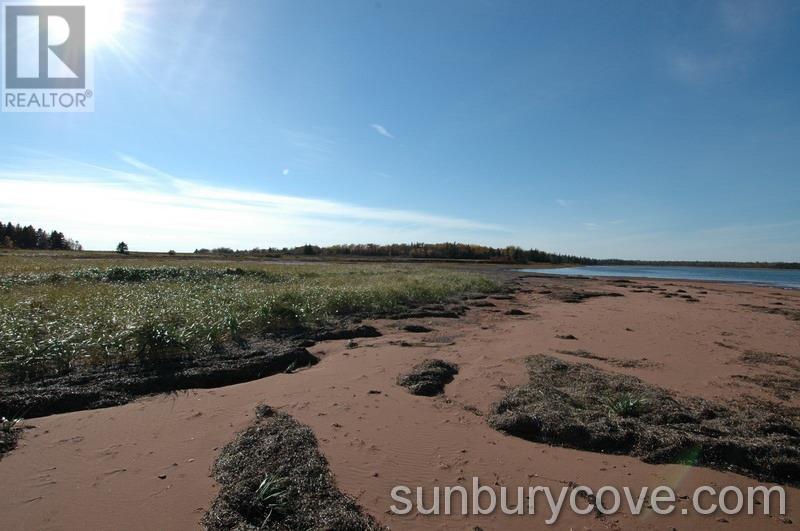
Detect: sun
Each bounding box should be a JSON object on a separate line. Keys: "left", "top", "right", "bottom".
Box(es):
{"left": 84, "top": 0, "right": 127, "bottom": 48}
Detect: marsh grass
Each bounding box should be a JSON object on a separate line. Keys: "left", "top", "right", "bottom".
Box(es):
{"left": 0, "top": 254, "right": 497, "bottom": 381}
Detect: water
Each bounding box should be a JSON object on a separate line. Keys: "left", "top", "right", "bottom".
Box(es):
{"left": 519, "top": 265, "right": 800, "bottom": 289}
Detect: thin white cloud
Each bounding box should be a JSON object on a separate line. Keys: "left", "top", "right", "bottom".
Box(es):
{"left": 665, "top": 44, "right": 757, "bottom": 87}
{"left": 281, "top": 129, "right": 337, "bottom": 172}
{"left": 718, "top": 0, "right": 780, "bottom": 33}
{"left": 555, "top": 198, "right": 571, "bottom": 207}
{"left": 665, "top": 0, "right": 785, "bottom": 86}
{"left": 282, "top": 168, "right": 290, "bottom": 176}
{"left": 116, "top": 153, "right": 176, "bottom": 180}
{"left": 0, "top": 154, "right": 506, "bottom": 251}
{"left": 369, "top": 123, "right": 394, "bottom": 139}
{"left": 582, "top": 222, "right": 600, "bottom": 230}
{"left": 283, "top": 129, "right": 336, "bottom": 154}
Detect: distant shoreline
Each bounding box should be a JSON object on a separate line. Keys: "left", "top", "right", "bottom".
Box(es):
{"left": 2, "top": 248, "right": 798, "bottom": 270}
{"left": 519, "top": 264, "right": 800, "bottom": 290}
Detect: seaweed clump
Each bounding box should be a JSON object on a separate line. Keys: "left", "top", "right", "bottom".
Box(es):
{"left": 397, "top": 359, "right": 459, "bottom": 396}
{"left": 204, "top": 405, "right": 384, "bottom": 531}
{"left": 488, "top": 354, "right": 800, "bottom": 485}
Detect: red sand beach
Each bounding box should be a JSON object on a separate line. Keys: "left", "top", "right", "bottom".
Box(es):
{"left": 1, "top": 275, "right": 798, "bottom": 530}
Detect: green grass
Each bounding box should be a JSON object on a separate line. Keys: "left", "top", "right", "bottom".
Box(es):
{"left": 1, "top": 416, "right": 22, "bottom": 433}
{"left": 0, "top": 252, "right": 498, "bottom": 381}
{"left": 606, "top": 392, "right": 650, "bottom": 417}
{"left": 255, "top": 474, "right": 290, "bottom": 524}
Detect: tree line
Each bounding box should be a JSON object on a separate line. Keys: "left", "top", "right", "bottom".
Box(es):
{"left": 194, "top": 242, "right": 598, "bottom": 265}
{"left": 0, "top": 221, "right": 82, "bottom": 251}
{"left": 193, "top": 243, "right": 799, "bottom": 268}
{"left": 2, "top": 219, "right": 796, "bottom": 268}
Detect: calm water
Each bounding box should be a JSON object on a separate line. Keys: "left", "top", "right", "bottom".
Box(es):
{"left": 520, "top": 265, "right": 800, "bottom": 289}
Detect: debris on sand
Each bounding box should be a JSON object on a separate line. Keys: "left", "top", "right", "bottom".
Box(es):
{"left": 556, "top": 349, "right": 607, "bottom": 361}
{"left": 739, "top": 351, "right": 800, "bottom": 370}
{"left": 741, "top": 304, "right": 800, "bottom": 322}
{"left": 388, "top": 307, "right": 463, "bottom": 319}
{"left": 556, "top": 334, "right": 578, "bottom": 340}
{"left": 204, "top": 405, "right": 384, "bottom": 531}
{"left": 489, "top": 354, "right": 800, "bottom": 485}
{"left": 397, "top": 359, "right": 459, "bottom": 396}
{"left": 733, "top": 351, "right": 800, "bottom": 400}
{"left": 403, "top": 324, "right": 433, "bottom": 333}
{"left": 547, "top": 290, "right": 624, "bottom": 304}
{"left": 312, "top": 325, "right": 381, "bottom": 342}
{"left": 504, "top": 309, "right": 528, "bottom": 316}
{"left": 557, "top": 350, "right": 663, "bottom": 370}
{"left": 733, "top": 374, "right": 800, "bottom": 401}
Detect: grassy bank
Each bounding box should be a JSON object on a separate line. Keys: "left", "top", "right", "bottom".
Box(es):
{"left": 0, "top": 253, "right": 498, "bottom": 382}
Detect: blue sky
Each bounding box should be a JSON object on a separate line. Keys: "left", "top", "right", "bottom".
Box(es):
{"left": 1, "top": 0, "right": 799, "bottom": 260}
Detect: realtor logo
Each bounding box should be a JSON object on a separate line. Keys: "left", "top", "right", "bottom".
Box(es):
{"left": 2, "top": 3, "right": 94, "bottom": 112}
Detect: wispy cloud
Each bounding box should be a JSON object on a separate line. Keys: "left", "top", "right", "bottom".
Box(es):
{"left": 0, "top": 154, "right": 505, "bottom": 251}
{"left": 664, "top": 0, "right": 786, "bottom": 86}
{"left": 281, "top": 129, "right": 337, "bottom": 171}
{"left": 116, "top": 153, "right": 177, "bottom": 181}
{"left": 718, "top": 0, "right": 781, "bottom": 33}
{"left": 282, "top": 168, "right": 290, "bottom": 176}
{"left": 369, "top": 123, "right": 394, "bottom": 139}
{"left": 555, "top": 198, "right": 572, "bottom": 207}
{"left": 283, "top": 129, "right": 336, "bottom": 154}
{"left": 666, "top": 50, "right": 742, "bottom": 86}
{"left": 581, "top": 220, "right": 623, "bottom": 230}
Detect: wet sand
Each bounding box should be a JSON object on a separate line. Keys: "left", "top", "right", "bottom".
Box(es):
{"left": 1, "top": 275, "right": 798, "bottom": 530}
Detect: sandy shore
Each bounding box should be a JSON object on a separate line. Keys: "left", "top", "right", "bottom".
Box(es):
{"left": 1, "top": 275, "right": 798, "bottom": 530}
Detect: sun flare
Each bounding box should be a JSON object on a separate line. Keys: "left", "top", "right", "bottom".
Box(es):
{"left": 84, "top": 0, "right": 127, "bottom": 48}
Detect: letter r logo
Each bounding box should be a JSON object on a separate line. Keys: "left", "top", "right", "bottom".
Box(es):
{"left": 4, "top": 5, "right": 85, "bottom": 89}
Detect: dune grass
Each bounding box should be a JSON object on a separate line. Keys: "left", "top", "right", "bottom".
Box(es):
{"left": 0, "top": 253, "right": 497, "bottom": 382}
